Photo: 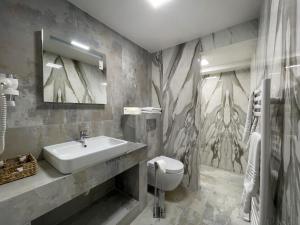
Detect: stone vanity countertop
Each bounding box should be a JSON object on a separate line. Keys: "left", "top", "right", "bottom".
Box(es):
{"left": 0, "top": 141, "right": 146, "bottom": 225}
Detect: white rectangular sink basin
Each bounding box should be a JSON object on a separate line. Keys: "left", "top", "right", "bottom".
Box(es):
{"left": 43, "top": 136, "right": 128, "bottom": 174}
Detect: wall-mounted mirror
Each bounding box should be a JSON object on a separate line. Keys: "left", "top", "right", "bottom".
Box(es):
{"left": 42, "top": 30, "right": 107, "bottom": 104}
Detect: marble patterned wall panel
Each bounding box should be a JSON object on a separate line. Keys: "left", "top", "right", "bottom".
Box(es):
{"left": 251, "top": 0, "right": 300, "bottom": 224}
{"left": 199, "top": 69, "right": 250, "bottom": 173}
{"left": 162, "top": 40, "right": 202, "bottom": 191}
{"left": 152, "top": 20, "right": 258, "bottom": 190}
{"left": 151, "top": 59, "right": 161, "bottom": 108}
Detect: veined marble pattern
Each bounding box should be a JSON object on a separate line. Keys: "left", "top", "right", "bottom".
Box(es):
{"left": 158, "top": 40, "right": 202, "bottom": 191}
{"left": 199, "top": 70, "right": 249, "bottom": 173}
{"left": 251, "top": 0, "right": 300, "bottom": 224}
{"left": 43, "top": 51, "right": 107, "bottom": 104}
{"left": 152, "top": 20, "right": 258, "bottom": 190}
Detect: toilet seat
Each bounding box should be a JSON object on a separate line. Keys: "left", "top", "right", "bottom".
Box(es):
{"left": 147, "top": 156, "right": 184, "bottom": 174}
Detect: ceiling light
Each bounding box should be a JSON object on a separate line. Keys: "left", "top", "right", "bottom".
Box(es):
{"left": 285, "top": 64, "right": 300, "bottom": 69}
{"left": 147, "top": 0, "right": 173, "bottom": 8}
{"left": 200, "top": 59, "right": 209, "bottom": 66}
{"left": 46, "top": 63, "right": 62, "bottom": 69}
{"left": 71, "top": 40, "right": 90, "bottom": 50}
{"left": 205, "top": 76, "right": 217, "bottom": 80}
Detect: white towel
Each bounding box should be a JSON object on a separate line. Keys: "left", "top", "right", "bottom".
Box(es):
{"left": 250, "top": 196, "right": 259, "bottom": 225}
{"left": 123, "top": 107, "right": 142, "bottom": 115}
{"left": 241, "top": 132, "right": 261, "bottom": 214}
{"left": 141, "top": 107, "right": 162, "bottom": 111}
{"left": 141, "top": 111, "right": 161, "bottom": 114}
{"left": 243, "top": 92, "right": 259, "bottom": 147}
{"left": 141, "top": 107, "right": 162, "bottom": 114}
{"left": 124, "top": 107, "right": 162, "bottom": 115}
{"left": 243, "top": 92, "right": 254, "bottom": 144}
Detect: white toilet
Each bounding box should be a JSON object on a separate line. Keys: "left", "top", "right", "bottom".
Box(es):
{"left": 147, "top": 156, "right": 184, "bottom": 191}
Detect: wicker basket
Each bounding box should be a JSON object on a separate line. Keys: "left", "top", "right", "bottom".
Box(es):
{"left": 0, "top": 153, "right": 38, "bottom": 185}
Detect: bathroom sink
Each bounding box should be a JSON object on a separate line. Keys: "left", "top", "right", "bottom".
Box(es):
{"left": 43, "top": 136, "right": 128, "bottom": 174}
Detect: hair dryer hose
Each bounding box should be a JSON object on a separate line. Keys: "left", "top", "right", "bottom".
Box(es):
{"left": 0, "top": 91, "right": 7, "bottom": 155}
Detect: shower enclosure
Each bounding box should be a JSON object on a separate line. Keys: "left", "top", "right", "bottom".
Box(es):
{"left": 150, "top": 20, "right": 261, "bottom": 225}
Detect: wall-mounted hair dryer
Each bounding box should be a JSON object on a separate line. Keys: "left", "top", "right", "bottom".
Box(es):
{"left": 0, "top": 73, "right": 19, "bottom": 155}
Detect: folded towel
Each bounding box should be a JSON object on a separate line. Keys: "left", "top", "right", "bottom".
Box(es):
{"left": 243, "top": 92, "right": 254, "bottom": 144}
{"left": 141, "top": 107, "right": 162, "bottom": 112}
{"left": 250, "top": 196, "right": 259, "bottom": 225}
{"left": 123, "top": 107, "right": 142, "bottom": 115}
{"left": 141, "top": 107, "right": 162, "bottom": 114}
{"left": 241, "top": 132, "right": 261, "bottom": 214}
{"left": 124, "top": 107, "right": 162, "bottom": 115}
{"left": 141, "top": 111, "right": 161, "bottom": 114}
{"left": 243, "top": 92, "right": 259, "bottom": 147}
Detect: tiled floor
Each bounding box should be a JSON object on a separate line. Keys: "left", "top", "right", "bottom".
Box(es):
{"left": 131, "top": 165, "right": 249, "bottom": 225}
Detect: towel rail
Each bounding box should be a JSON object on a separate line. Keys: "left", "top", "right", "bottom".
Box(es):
{"left": 254, "top": 96, "right": 262, "bottom": 102}
{"left": 254, "top": 105, "right": 261, "bottom": 110}
{"left": 247, "top": 80, "right": 282, "bottom": 225}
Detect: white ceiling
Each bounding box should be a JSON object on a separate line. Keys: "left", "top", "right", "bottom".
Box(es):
{"left": 68, "top": 0, "right": 262, "bottom": 53}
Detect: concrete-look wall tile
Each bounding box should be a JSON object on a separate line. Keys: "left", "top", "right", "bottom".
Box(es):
{"left": 0, "top": 0, "right": 151, "bottom": 159}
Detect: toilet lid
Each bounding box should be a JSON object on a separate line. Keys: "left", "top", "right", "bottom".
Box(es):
{"left": 147, "top": 156, "right": 184, "bottom": 174}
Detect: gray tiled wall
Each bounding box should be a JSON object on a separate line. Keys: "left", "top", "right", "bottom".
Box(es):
{"left": 0, "top": 0, "right": 152, "bottom": 160}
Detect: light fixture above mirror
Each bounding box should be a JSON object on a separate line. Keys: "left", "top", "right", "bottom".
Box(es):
{"left": 146, "top": 0, "right": 173, "bottom": 8}
{"left": 70, "top": 40, "right": 90, "bottom": 51}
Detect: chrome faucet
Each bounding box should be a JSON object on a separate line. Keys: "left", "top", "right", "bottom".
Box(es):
{"left": 79, "top": 130, "right": 89, "bottom": 147}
